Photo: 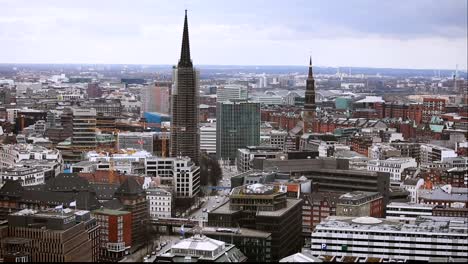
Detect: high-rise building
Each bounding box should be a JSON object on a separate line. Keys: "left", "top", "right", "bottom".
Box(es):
{"left": 216, "top": 84, "right": 248, "bottom": 103}
{"left": 200, "top": 123, "right": 217, "bottom": 155}
{"left": 216, "top": 100, "right": 260, "bottom": 162}
{"left": 303, "top": 57, "right": 316, "bottom": 133}
{"left": 141, "top": 81, "right": 171, "bottom": 116}
{"left": 72, "top": 108, "right": 97, "bottom": 150}
{"left": 170, "top": 10, "right": 200, "bottom": 165}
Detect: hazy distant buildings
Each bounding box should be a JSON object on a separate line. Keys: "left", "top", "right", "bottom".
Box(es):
{"left": 87, "top": 82, "right": 102, "bottom": 98}
{"left": 216, "top": 100, "right": 260, "bottom": 162}
{"left": 170, "top": 11, "right": 200, "bottom": 165}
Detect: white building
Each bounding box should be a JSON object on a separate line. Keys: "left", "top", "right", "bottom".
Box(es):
{"left": 0, "top": 166, "right": 46, "bottom": 186}
{"left": 0, "top": 144, "right": 63, "bottom": 176}
{"left": 84, "top": 149, "right": 152, "bottom": 174}
{"left": 200, "top": 124, "right": 216, "bottom": 155}
{"left": 216, "top": 84, "right": 248, "bottom": 103}
{"left": 386, "top": 202, "right": 434, "bottom": 223}
{"left": 147, "top": 187, "right": 172, "bottom": 219}
{"left": 368, "top": 144, "right": 401, "bottom": 160}
{"left": 311, "top": 216, "right": 468, "bottom": 262}
{"left": 236, "top": 146, "right": 284, "bottom": 173}
{"left": 401, "top": 178, "right": 425, "bottom": 203}
{"left": 6, "top": 108, "right": 20, "bottom": 122}
{"left": 420, "top": 144, "right": 457, "bottom": 165}
{"left": 252, "top": 95, "right": 283, "bottom": 105}
{"left": 158, "top": 234, "right": 247, "bottom": 262}
{"left": 367, "top": 157, "right": 417, "bottom": 184}
{"left": 260, "top": 130, "right": 287, "bottom": 149}
{"left": 145, "top": 156, "right": 200, "bottom": 198}
{"left": 421, "top": 156, "right": 468, "bottom": 170}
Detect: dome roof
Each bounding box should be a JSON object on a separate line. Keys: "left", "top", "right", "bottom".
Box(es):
{"left": 351, "top": 216, "right": 382, "bottom": 224}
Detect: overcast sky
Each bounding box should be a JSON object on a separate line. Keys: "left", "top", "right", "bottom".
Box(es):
{"left": 1, "top": 0, "right": 466, "bottom": 70}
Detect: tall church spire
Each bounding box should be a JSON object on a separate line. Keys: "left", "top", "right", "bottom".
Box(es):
{"left": 308, "top": 56, "right": 313, "bottom": 79}
{"left": 178, "top": 10, "right": 193, "bottom": 68}
{"left": 304, "top": 55, "right": 316, "bottom": 125}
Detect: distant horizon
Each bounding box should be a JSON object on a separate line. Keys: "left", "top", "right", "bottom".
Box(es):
{"left": 0, "top": 62, "right": 466, "bottom": 73}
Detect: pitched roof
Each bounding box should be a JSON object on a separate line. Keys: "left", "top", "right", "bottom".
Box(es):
{"left": 0, "top": 180, "right": 24, "bottom": 197}
{"left": 102, "top": 199, "right": 124, "bottom": 210}
{"left": 44, "top": 173, "right": 93, "bottom": 193}
{"left": 91, "top": 183, "right": 120, "bottom": 200}
{"left": 19, "top": 190, "right": 101, "bottom": 210}
{"left": 115, "top": 177, "right": 144, "bottom": 196}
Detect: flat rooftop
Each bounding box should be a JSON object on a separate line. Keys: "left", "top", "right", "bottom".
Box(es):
{"left": 338, "top": 191, "right": 380, "bottom": 202}
{"left": 92, "top": 208, "right": 130, "bottom": 216}
{"left": 419, "top": 187, "right": 468, "bottom": 203}
{"left": 316, "top": 216, "right": 468, "bottom": 235}
{"left": 387, "top": 202, "right": 435, "bottom": 209}
{"left": 186, "top": 226, "right": 271, "bottom": 238}
{"left": 210, "top": 198, "right": 301, "bottom": 218}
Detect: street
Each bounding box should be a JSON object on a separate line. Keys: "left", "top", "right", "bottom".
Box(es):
{"left": 188, "top": 164, "right": 237, "bottom": 220}
{"left": 124, "top": 164, "right": 239, "bottom": 262}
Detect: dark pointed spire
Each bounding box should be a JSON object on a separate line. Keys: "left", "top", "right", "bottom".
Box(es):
{"left": 178, "top": 9, "right": 193, "bottom": 68}
{"left": 308, "top": 56, "right": 314, "bottom": 79}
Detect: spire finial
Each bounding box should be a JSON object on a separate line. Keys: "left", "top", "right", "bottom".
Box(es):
{"left": 178, "top": 10, "right": 193, "bottom": 68}
{"left": 308, "top": 56, "right": 313, "bottom": 79}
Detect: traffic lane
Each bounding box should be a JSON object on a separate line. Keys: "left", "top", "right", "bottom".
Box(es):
{"left": 189, "top": 195, "right": 228, "bottom": 219}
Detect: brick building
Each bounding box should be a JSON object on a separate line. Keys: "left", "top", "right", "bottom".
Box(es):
{"left": 301, "top": 192, "right": 339, "bottom": 246}
{"left": 93, "top": 208, "right": 132, "bottom": 262}
{"left": 422, "top": 98, "right": 446, "bottom": 123}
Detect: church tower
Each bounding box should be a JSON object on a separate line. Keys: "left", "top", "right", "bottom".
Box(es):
{"left": 303, "top": 57, "right": 316, "bottom": 133}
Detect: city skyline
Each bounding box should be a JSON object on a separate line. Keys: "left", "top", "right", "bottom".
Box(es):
{"left": 1, "top": 0, "right": 467, "bottom": 70}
